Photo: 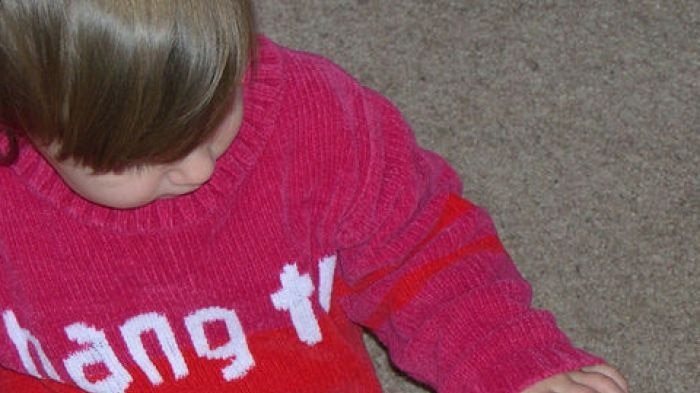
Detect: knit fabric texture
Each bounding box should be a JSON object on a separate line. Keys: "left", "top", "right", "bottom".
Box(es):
{"left": 0, "top": 37, "right": 603, "bottom": 393}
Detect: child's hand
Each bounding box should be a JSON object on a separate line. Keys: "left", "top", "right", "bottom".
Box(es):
{"left": 521, "top": 364, "right": 628, "bottom": 393}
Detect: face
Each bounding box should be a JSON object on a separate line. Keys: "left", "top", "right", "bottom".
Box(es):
{"left": 37, "top": 89, "right": 244, "bottom": 209}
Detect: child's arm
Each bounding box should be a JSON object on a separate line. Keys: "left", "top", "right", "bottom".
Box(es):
{"left": 332, "top": 82, "right": 625, "bottom": 393}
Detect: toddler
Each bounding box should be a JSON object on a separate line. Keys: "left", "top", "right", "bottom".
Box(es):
{"left": 0, "top": 1, "right": 628, "bottom": 393}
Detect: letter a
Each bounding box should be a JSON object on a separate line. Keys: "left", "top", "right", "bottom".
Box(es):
{"left": 63, "top": 323, "right": 132, "bottom": 393}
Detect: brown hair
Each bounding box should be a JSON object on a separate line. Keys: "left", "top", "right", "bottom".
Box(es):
{"left": 0, "top": 0, "right": 255, "bottom": 172}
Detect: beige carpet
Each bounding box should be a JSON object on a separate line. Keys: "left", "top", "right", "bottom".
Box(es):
{"left": 255, "top": 1, "right": 699, "bottom": 392}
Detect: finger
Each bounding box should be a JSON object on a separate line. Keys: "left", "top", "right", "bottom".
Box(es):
{"left": 521, "top": 373, "right": 571, "bottom": 393}
{"left": 568, "top": 370, "right": 626, "bottom": 393}
{"left": 524, "top": 373, "right": 594, "bottom": 393}
{"left": 552, "top": 381, "right": 599, "bottom": 393}
{"left": 582, "top": 364, "right": 629, "bottom": 392}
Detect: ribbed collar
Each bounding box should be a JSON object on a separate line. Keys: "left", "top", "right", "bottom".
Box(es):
{"left": 12, "top": 36, "right": 284, "bottom": 234}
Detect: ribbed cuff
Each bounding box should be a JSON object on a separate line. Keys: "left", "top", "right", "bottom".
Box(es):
{"left": 440, "top": 342, "right": 605, "bottom": 393}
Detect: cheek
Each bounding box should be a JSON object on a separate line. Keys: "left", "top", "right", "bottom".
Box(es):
{"left": 64, "top": 174, "right": 164, "bottom": 209}
{"left": 208, "top": 127, "right": 237, "bottom": 159}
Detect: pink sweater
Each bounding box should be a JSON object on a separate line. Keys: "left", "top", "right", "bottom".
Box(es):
{"left": 0, "top": 37, "right": 602, "bottom": 393}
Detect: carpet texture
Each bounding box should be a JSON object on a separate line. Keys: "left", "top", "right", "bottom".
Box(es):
{"left": 256, "top": 1, "right": 698, "bottom": 392}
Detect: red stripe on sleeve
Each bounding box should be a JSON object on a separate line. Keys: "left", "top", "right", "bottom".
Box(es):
{"left": 364, "top": 234, "right": 504, "bottom": 330}
{"left": 352, "top": 194, "right": 476, "bottom": 294}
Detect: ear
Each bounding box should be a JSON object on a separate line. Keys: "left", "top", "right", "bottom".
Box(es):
{"left": 0, "top": 124, "right": 19, "bottom": 166}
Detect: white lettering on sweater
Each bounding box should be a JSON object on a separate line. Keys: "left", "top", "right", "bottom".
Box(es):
{"left": 318, "top": 255, "right": 337, "bottom": 313}
{"left": 184, "top": 307, "right": 254, "bottom": 381}
{"left": 1, "top": 255, "right": 337, "bottom": 392}
{"left": 2, "top": 310, "right": 62, "bottom": 381}
{"left": 271, "top": 264, "right": 322, "bottom": 345}
{"left": 63, "top": 323, "right": 133, "bottom": 393}
{"left": 120, "top": 312, "right": 188, "bottom": 385}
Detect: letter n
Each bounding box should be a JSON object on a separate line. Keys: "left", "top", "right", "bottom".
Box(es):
{"left": 120, "top": 312, "right": 188, "bottom": 385}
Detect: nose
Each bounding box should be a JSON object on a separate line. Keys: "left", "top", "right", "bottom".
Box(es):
{"left": 167, "top": 147, "right": 216, "bottom": 186}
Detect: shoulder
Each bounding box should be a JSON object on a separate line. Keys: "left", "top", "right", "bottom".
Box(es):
{"left": 258, "top": 36, "right": 418, "bottom": 162}
{"left": 260, "top": 36, "right": 365, "bottom": 109}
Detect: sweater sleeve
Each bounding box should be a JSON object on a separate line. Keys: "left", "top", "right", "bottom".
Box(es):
{"left": 334, "top": 86, "right": 604, "bottom": 393}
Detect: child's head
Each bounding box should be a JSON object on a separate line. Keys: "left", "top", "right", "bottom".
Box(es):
{"left": 0, "top": 0, "right": 255, "bottom": 208}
